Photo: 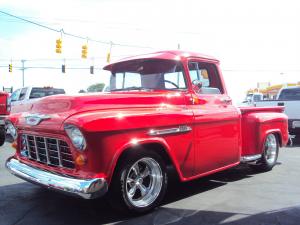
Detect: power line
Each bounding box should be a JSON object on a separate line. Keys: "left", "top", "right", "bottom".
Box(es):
{"left": 0, "top": 10, "right": 155, "bottom": 49}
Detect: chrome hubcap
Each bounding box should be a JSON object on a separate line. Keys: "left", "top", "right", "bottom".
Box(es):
{"left": 125, "top": 157, "right": 163, "bottom": 208}
{"left": 265, "top": 134, "right": 277, "bottom": 164}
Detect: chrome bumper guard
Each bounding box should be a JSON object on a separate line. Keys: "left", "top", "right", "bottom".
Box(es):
{"left": 240, "top": 154, "right": 262, "bottom": 163}
{"left": 6, "top": 158, "right": 108, "bottom": 199}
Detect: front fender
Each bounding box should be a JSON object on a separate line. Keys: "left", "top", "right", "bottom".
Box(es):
{"left": 107, "top": 137, "right": 183, "bottom": 184}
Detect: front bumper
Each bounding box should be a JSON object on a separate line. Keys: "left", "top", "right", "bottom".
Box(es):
{"left": 6, "top": 158, "right": 108, "bottom": 199}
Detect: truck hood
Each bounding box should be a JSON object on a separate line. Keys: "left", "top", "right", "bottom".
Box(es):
{"left": 15, "top": 92, "right": 188, "bottom": 131}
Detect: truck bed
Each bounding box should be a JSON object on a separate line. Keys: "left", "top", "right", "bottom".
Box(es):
{"left": 239, "top": 106, "right": 288, "bottom": 157}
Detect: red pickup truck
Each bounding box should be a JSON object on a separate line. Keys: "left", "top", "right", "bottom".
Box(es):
{"left": 0, "top": 91, "right": 9, "bottom": 146}
{"left": 5, "top": 51, "right": 288, "bottom": 213}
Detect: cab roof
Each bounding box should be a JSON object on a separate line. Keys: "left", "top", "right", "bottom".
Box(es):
{"left": 103, "top": 50, "right": 219, "bottom": 70}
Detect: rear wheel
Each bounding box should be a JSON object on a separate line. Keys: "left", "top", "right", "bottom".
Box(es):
{"left": 108, "top": 150, "right": 168, "bottom": 214}
{"left": 250, "top": 133, "right": 279, "bottom": 172}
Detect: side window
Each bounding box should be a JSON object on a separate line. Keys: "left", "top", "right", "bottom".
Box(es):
{"left": 19, "top": 88, "right": 28, "bottom": 101}
{"left": 188, "top": 62, "right": 210, "bottom": 87}
{"left": 10, "top": 89, "right": 21, "bottom": 102}
{"left": 188, "top": 62, "right": 223, "bottom": 94}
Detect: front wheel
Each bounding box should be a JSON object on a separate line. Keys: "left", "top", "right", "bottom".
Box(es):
{"left": 250, "top": 133, "right": 279, "bottom": 172}
{"left": 108, "top": 151, "right": 168, "bottom": 214}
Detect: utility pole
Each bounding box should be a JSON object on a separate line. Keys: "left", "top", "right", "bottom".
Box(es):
{"left": 21, "top": 60, "right": 25, "bottom": 87}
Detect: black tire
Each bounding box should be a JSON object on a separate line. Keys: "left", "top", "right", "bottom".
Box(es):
{"left": 107, "top": 150, "right": 168, "bottom": 214}
{"left": 0, "top": 127, "right": 5, "bottom": 147}
{"left": 250, "top": 133, "right": 279, "bottom": 172}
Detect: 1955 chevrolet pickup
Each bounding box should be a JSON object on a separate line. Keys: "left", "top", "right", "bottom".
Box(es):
{"left": 5, "top": 50, "right": 288, "bottom": 213}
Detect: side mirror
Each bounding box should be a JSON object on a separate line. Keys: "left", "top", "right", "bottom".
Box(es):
{"left": 192, "top": 80, "right": 203, "bottom": 88}
{"left": 192, "top": 80, "right": 203, "bottom": 93}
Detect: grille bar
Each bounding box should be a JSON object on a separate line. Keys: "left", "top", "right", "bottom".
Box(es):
{"left": 21, "top": 134, "right": 75, "bottom": 169}
{"left": 56, "top": 139, "right": 63, "bottom": 167}
{"left": 44, "top": 137, "right": 50, "bottom": 164}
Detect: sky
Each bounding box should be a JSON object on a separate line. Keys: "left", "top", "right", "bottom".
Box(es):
{"left": 0, "top": 0, "right": 300, "bottom": 103}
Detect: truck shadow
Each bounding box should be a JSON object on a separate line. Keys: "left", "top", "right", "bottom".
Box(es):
{"left": 0, "top": 165, "right": 261, "bottom": 225}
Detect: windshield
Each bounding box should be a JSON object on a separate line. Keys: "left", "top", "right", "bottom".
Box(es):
{"left": 29, "top": 88, "right": 65, "bottom": 99}
{"left": 107, "top": 59, "right": 187, "bottom": 91}
{"left": 278, "top": 88, "right": 300, "bottom": 100}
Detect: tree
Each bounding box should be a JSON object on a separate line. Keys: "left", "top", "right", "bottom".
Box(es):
{"left": 87, "top": 83, "right": 105, "bottom": 92}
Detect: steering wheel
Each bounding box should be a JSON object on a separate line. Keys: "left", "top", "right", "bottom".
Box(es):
{"left": 164, "top": 80, "right": 179, "bottom": 89}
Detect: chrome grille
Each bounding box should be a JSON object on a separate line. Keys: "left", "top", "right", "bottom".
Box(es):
{"left": 20, "top": 134, "right": 75, "bottom": 169}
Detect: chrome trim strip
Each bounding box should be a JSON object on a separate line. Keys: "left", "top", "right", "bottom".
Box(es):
{"left": 148, "top": 125, "right": 192, "bottom": 136}
{"left": 6, "top": 158, "right": 108, "bottom": 199}
{"left": 240, "top": 154, "right": 262, "bottom": 163}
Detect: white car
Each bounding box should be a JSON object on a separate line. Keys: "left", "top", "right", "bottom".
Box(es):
{"left": 9, "top": 86, "right": 65, "bottom": 113}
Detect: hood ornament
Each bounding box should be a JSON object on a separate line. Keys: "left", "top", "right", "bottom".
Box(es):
{"left": 25, "top": 114, "right": 51, "bottom": 126}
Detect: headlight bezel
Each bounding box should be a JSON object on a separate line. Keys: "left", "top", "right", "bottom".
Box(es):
{"left": 6, "top": 121, "right": 17, "bottom": 140}
{"left": 64, "top": 124, "right": 87, "bottom": 151}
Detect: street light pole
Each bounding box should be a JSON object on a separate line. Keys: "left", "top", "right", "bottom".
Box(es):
{"left": 21, "top": 60, "right": 25, "bottom": 87}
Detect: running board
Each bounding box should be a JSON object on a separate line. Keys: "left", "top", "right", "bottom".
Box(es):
{"left": 240, "top": 154, "right": 262, "bottom": 163}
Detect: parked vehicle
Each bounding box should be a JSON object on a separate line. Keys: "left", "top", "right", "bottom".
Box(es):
{"left": 255, "top": 86, "right": 300, "bottom": 136}
{"left": 9, "top": 86, "right": 65, "bottom": 113}
{"left": 241, "top": 92, "right": 263, "bottom": 106}
{"left": 0, "top": 91, "right": 10, "bottom": 146}
{"left": 5, "top": 51, "right": 288, "bottom": 213}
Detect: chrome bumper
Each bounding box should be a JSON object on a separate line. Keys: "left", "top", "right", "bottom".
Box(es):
{"left": 6, "top": 158, "right": 108, "bottom": 199}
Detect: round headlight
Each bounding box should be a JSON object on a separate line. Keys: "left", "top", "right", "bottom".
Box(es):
{"left": 6, "top": 122, "right": 17, "bottom": 140}
{"left": 64, "top": 124, "right": 86, "bottom": 151}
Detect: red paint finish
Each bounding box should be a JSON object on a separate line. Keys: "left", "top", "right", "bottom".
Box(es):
{"left": 6, "top": 51, "right": 288, "bottom": 187}
{"left": 0, "top": 92, "right": 9, "bottom": 115}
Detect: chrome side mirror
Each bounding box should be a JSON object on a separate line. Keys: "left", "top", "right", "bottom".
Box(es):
{"left": 192, "top": 80, "right": 202, "bottom": 93}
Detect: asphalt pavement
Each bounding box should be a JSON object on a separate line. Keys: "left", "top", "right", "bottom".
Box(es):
{"left": 1, "top": 140, "right": 300, "bottom": 225}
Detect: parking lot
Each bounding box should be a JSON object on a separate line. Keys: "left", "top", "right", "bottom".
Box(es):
{"left": 1, "top": 140, "right": 300, "bottom": 225}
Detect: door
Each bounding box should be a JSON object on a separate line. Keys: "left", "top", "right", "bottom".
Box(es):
{"left": 188, "top": 61, "right": 241, "bottom": 175}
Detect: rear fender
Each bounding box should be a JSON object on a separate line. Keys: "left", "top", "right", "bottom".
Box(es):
{"left": 259, "top": 129, "right": 283, "bottom": 154}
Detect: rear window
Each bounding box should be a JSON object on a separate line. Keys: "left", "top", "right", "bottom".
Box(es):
{"left": 278, "top": 88, "right": 300, "bottom": 100}
{"left": 29, "top": 88, "right": 65, "bottom": 99}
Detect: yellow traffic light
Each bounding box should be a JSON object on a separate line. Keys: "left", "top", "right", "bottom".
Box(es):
{"left": 9, "top": 64, "right": 12, "bottom": 73}
{"left": 56, "top": 38, "right": 62, "bottom": 54}
{"left": 81, "top": 44, "right": 88, "bottom": 59}
{"left": 106, "top": 52, "right": 111, "bottom": 63}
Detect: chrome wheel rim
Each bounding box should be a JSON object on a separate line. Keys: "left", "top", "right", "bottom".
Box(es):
{"left": 265, "top": 134, "right": 277, "bottom": 164}
{"left": 125, "top": 157, "right": 163, "bottom": 208}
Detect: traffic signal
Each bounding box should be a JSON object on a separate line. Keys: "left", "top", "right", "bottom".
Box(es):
{"left": 90, "top": 66, "right": 94, "bottom": 74}
{"left": 8, "top": 64, "right": 12, "bottom": 73}
{"left": 62, "top": 64, "right": 66, "bottom": 73}
{"left": 106, "top": 52, "right": 111, "bottom": 63}
{"left": 81, "top": 44, "right": 88, "bottom": 59}
{"left": 56, "top": 39, "right": 62, "bottom": 54}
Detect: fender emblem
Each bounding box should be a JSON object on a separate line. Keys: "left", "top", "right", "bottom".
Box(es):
{"left": 25, "top": 114, "right": 51, "bottom": 126}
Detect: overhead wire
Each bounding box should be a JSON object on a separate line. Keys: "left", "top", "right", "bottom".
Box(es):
{"left": 0, "top": 10, "right": 155, "bottom": 49}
